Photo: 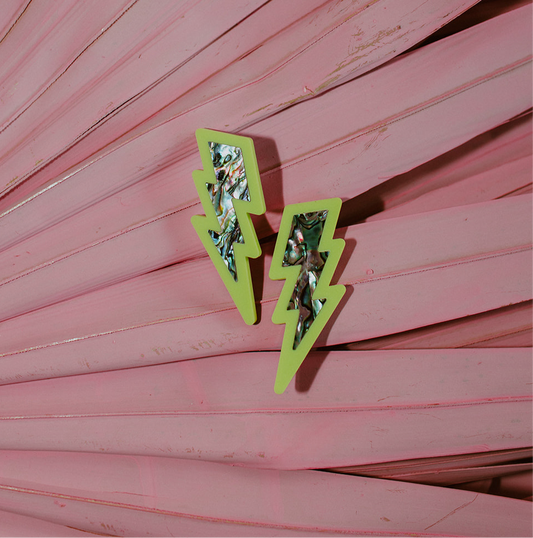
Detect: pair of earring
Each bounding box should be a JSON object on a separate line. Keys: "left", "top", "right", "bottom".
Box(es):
{"left": 191, "top": 129, "right": 346, "bottom": 394}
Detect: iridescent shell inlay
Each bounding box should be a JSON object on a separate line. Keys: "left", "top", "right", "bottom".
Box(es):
{"left": 282, "top": 210, "right": 329, "bottom": 349}
{"left": 206, "top": 142, "right": 250, "bottom": 281}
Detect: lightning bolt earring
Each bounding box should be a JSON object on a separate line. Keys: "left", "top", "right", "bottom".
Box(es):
{"left": 191, "top": 129, "right": 266, "bottom": 325}
{"left": 269, "top": 198, "right": 346, "bottom": 394}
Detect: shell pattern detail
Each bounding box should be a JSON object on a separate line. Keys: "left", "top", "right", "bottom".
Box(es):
{"left": 206, "top": 142, "right": 250, "bottom": 281}
{"left": 282, "top": 210, "right": 329, "bottom": 349}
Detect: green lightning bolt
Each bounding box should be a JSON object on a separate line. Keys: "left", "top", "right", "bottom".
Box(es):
{"left": 269, "top": 198, "right": 346, "bottom": 393}
{"left": 191, "top": 129, "right": 265, "bottom": 325}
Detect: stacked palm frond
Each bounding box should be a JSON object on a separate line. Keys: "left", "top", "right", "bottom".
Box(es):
{"left": 0, "top": 0, "right": 531, "bottom": 535}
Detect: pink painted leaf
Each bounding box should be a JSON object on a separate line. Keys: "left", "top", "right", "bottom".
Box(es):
{"left": 0, "top": 509, "right": 103, "bottom": 537}
{"left": 346, "top": 300, "right": 532, "bottom": 350}
{"left": 0, "top": 195, "right": 530, "bottom": 382}
{"left": 0, "top": 1, "right": 30, "bottom": 42}
{"left": 365, "top": 116, "right": 532, "bottom": 222}
{"left": 0, "top": 348, "right": 530, "bottom": 469}
{"left": 0, "top": 0, "right": 480, "bottom": 205}
{"left": 330, "top": 448, "right": 533, "bottom": 486}
{"left": 0, "top": 0, "right": 134, "bottom": 135}
{"left": 457, "top": 470, "right": 533, "bottom": 500}
{"left": 0, "top": 0, "right": 269, "bottom": 198}
{"left": 0, "top": 2, "right": 530, "bottom": 532}
{"left": 0, "top": 451, "right": 530, "bottom": 536}
{"left": 0, "top": 7, "right": 531, "bottom": 320}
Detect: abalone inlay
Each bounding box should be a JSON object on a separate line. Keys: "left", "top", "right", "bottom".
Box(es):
{"left": 282, "top": 210, "right": 329, "bottom": 349}
{"left": 207, "top": 142, "right": 250, "bottom": 281}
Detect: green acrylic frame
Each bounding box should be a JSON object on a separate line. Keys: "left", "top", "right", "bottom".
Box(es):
{"left": 191, "top": 128, "right": 266, "bottom": 325}
{"left": 269, "top": 198, "right": 346, "bottom": 394}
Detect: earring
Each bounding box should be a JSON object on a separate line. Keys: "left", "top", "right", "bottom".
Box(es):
{"left": 191, "top": 128, "right": 265, "bottom": 325}
{"left": 269, "top": 198, "right": 346, "bottom": 394}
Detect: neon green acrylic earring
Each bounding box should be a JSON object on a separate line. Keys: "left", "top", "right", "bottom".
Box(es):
{"left": 269, "top": 198, "right": 346, "bottom": 394}
{"left": 191, "top": 128, "right": 266, "bottom": 325}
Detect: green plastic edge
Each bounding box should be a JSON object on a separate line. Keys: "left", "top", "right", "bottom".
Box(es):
{"left": 269, "top": 198, "right": 346, "bottom": 394}
{"left": 191, "top": 128, "right": 266, "bottom": 325}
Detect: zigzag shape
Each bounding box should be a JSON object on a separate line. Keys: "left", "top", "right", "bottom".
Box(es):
{"left": 269, "top": 198, "right": 346, "bottom": 393}
{"left": 191, "top": 128, "right": 265, "bottom": 325}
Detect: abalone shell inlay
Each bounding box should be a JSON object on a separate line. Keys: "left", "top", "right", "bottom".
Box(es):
{"left": 207, "top": 142, "right": 250, "bottom": 281}
{"left": 282, "top": 210, "right": 329, "bottom": 349}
